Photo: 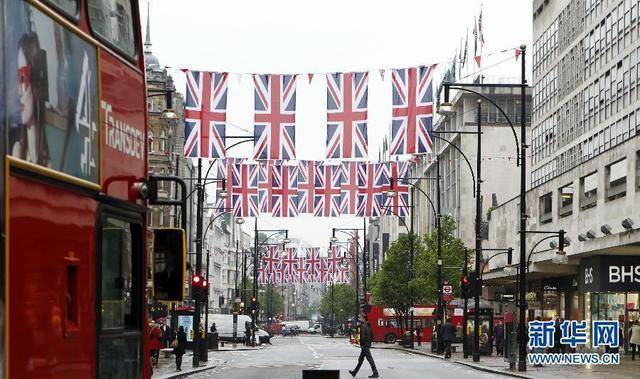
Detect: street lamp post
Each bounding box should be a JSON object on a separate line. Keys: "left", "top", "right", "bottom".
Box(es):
{"left": 332, "top": 227, "right": 365, "bottom": 323}
{"left": 252, "top": 222, "right": 289, "bottom": 346}
{"left": 473, "top": 99, "right": 483, "bottom": 362}
{"left": 439, "top": 45, "right": 527, "bottom": 366}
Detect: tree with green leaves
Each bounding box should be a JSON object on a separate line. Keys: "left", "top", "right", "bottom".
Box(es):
{"left": 320, "top": 284, "right": 356, "bottom": 329}
{"left": 414, "top": 215, "right": 469, "bottom": 304}
{"left": 372, "top": 234, "right": 425, "bottom": 334}
{"left": 258, "top": 284, "right": 285, "bottom": 323}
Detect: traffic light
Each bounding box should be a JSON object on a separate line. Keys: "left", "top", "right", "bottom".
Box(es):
{"left": 460, "top": 276, "right": 470, "bottom": 298}
{"left": 191, "top": 274, "right": 208, "bottom": 301}
{"left": 250, "top": 296, "right": 259, "bottom": 314}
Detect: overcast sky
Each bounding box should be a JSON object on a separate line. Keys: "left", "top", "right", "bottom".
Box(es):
{"left": 143, "top": 0, "right": 533, "bottom": 247}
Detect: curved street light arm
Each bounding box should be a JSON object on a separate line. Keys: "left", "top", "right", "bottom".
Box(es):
{"left": 333, "top": 230, "right": 364, "bottom": 252}
{"left": 396, "top": 179, "right": 437, "bottom": 216}
{"left": 526, "top": 235, "right": 559, "bottom": 271}
{"left": 203, "top": 209, "right": 232, "bottom": 239}
{"left": 480, "top": 249, "right": 512, "bottom": 274}
{"left": 448, "top": 85, "right": 521, "bottom": 166}
{"left": 256, "top": 231, "right": 288, "bottom": 258}
{"left": 380, "top": 206, "right": 410, "bottom": 234}
{"left": 431, "top": 135, "right": 476, "bottom": 196}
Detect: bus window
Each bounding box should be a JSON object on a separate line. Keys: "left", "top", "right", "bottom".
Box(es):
{"left": 87, "top": 0, "right": 136, "bottom": 58}
{"left": 152, "top": 228, "right": 186, "bottom": 302}
{"left": 387, "top": 319, "right": 398, "bottom": 328}
{"left": 44, "top": 0, "right": 78, "bottom": 18}
{"left": 98, "top": 215, "right": 142, "bottom": 379}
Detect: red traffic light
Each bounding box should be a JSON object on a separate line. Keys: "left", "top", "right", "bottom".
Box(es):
{"left": 192, "top": 274, "right": 202, "bottom": 285}
{"left": 202, "top": 280, "right": 208, "bottom": 287}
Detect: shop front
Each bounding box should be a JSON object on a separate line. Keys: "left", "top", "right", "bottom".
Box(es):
{"left": 525, "top": 276, "right": 579, "bottom": 321}
{"left": 578, "top": 255, "right": 640, "bottom": 353}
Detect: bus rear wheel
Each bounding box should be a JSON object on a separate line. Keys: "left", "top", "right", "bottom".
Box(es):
{"left": 384, "top": 333, "right": 397, "bottom": 344}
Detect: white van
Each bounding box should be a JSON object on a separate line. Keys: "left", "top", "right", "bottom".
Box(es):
{"left": 208, "top": 314, "right": 252, "bottom": 341}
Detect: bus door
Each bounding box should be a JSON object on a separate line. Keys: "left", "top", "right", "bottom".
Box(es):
{"left": 96, "top": 208, "right": 144, "bottom": 379}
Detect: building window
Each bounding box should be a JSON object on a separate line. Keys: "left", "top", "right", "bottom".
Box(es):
{"left": 606, "top": 158, "right": 627, "bottom": 201}
{"left": 539, "top": 192, "right": 553, "bottom": 224}
{"left": 558, "top": 184, "right": 573, "bottom": 218}
{"left": 580, "top": 172, "right": 598, "bottom": 210}
{"left": 159, "top": 130, "right": 166, "bottom": 153}
{"left": 636, "top": 151, "right": 640, "bottom": 191}
{"left": 147, "top": 131, "right": 153, "bottom": 153}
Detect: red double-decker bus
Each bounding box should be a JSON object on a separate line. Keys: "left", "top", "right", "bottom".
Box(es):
{"left": 368, "top": 305, "right": 464, "bottom": 344}
{"left": 1, "top": 0, "right": 151, "bottom": 377}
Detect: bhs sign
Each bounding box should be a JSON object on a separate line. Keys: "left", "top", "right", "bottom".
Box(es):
{"left": 579, "top": 255, "right": 640, "bottom": 293}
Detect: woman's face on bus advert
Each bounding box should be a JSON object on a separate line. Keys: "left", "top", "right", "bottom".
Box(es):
{"left": 18, "top": 47, "right": 34, "bottom": 125}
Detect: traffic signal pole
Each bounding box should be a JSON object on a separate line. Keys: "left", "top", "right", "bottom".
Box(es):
{"left": 462, "top": 249, "right": 469, "bottom": 358}
{"left": 193, "top": 158, "right": 203, "bottom": 367}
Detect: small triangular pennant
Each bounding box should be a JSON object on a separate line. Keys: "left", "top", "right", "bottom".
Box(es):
{"left": 308, "top": 73, "right": 314, "bottom": 84}
{"left": 379, "top": 69, "right": 385, "bottom": 80}
{"left": 515, "top": 48, "right": 522, "bottom": 61}
{"left": 474, "top": 55, "right": 482, "bottom": 67}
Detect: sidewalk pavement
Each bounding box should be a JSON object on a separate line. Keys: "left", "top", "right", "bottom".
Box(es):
{"left": 152, "top": 344, "right": 265, "bottom": 379}
{"left": 371, "top": 342, "right": 640, "bottom": 379}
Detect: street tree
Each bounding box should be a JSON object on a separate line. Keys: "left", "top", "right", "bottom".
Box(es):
{"left": 414, "top": 215, "right": 469, "bottom": 304}
{"left": 258, "top": 284, "right": 285, "bottom": 323}
{"left": 320, "top": 284, "right": 356, "bottom": 329}
{"left": 371, "top": 234, "right": 424, "bottom": 335}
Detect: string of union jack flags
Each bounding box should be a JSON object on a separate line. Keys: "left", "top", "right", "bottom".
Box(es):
{"left": 183, "top": 66, "right": 436, "bottom": 160}
{"left": 214, "top": 158, "right": 411, "bottom": 218}
{"left": 257, "top": 246, "right": 350, "bottom": 285}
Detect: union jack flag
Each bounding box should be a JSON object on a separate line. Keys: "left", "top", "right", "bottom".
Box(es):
{"left": 356, "top": 163, "right": 386, "bottom": 217}
{"left": 272, "top": 165, "right": 299, "bottom": 217}
{"left": 258, "top": 161, "right": 279, "bottom": 213}
{"left": 314, "top": 164, "right": 343, "bottom": 217}
{"left": 231, "top": 163, "right": 260, "bottom": 217}
{"left": 340, "top": 162, "right": 359, "bottom": 215}
{"left": 262, "top": 246, "right": 280, "bottom": 277}
{"left": 258, "top": 266, "right": 267, "bottom": 285}
{"left": 318, "top": 255, "right": 331, "bottom": 283}
{"left": 390, "top": 65, "right": 436, "bottom": 155}
{"left": 383, "top": 162, "right": 409, "bottom": 217}
{"left": 305, "top": 248, "right": 322, "bottom": 282}
{"left": 336, "top": 265, "right": 350, "bottom": 284}
{"left": 327, "top": 246, "right": 344, "bottom": 282}
{"left": 184, "top": 70, "right": 228, "bottom": 158}
{"left": 326, "top": 72, "right": 369, "bottom": 158}
{"left": 294, "top": 256, "right": 308, "bottom": 284}
{"left": 297, "top": 161, "right": 318, "bottom": 214}
{"left": 215, "top": 158, "right": 240, "bottom": 211}
{"left": 281, "top": 248, "right": 298, "bottom": 284}
{"left": 253, "top": 74, "right": 297, "bottom": 160}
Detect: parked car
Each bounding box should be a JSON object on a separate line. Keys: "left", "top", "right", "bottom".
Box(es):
{"left": 281, "top": 325, "right": 299, "bottom": 336}
{"left": 307, "top": 324, "right": 321, "bottom": 334}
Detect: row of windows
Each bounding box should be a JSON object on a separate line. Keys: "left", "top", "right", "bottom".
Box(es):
{"left": 531, "top": 105, "right": 640, "bottom": 186}
{"left": 534, "top": 0, "right": 640, "bottom": 121}
{"left": 537, "top": 153, "right": 636, "bottom": 224}
{"left": 532, "top": 44, "right": 640, "bottom": 165}
{"left": 532, "top": 67, "right": 559, "bottom": 117}
{"left": 533, "top": 19, "right": 558, "bottom": 77}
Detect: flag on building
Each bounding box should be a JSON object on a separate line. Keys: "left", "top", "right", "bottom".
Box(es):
{"left": 253, "top": 74, "right": 297, "bottom": 160}
{"left": 326, "top": 72, "right": 369, "bottom": 158}
{"left": 389, "top": 66, "right": 435, "bottom": 155}
{"left": 184, "top": 70, "right": 228, "bottom": 158}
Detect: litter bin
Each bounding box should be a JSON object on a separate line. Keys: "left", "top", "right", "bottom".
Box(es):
{"left": 402, "top": 331, "right": 412, "bottom": 348}
{"left": 209, "top": 332, "right": 219, "bottom": 350}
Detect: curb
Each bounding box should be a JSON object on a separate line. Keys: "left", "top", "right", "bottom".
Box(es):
{"left": 155, "top": 364, "right": 217, "bottom": 379}
{"left": 394, "top": 347, "right": 535, "bottom": 379}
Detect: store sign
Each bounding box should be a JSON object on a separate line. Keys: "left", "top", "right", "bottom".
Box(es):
{"left": 579, "top": 255, "right": 640, "bottom": 293}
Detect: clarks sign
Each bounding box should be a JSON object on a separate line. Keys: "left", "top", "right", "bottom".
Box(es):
{"left": 579, "top": 255, "right": 640, "bottom": 293}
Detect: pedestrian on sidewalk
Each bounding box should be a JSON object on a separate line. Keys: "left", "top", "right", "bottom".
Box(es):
{"left": 494, "top": 320, "right": 504, "bottom": 356}
{"left": 349, "top": 313, "right": 379, "bottom": 378}
{"left": 149, "top": 323, "right": 164, "bottom": 366}
{"left": 162, "top": 322, "right": 171, "bottom": 348}
{"left": 630, "top": 320, "right": 640, "bottom": 360}
{"left": 173, "top": 326, "right": 187, "bottom": 371}
{"left": 441, "top": 318, "right": 454, "bottom": 358}
{"left": 415, "top": 325, "right": 423, "bottom": 347}
{"left": 455, "top": 322, "right": 463, "bottom": 343}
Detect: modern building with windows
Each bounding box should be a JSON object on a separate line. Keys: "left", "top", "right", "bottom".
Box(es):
{"left": 485, "top": 0, "right": 640, "bottom": 352}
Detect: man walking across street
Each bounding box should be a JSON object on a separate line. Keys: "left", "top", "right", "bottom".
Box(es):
{"left": 442, "top": 318, "right": 454, "bottom": 358}
{"left": 494, "top": 320, "right": 504, "bottom": 356}
{"left": 349, "top": 313, "right": 379, "bottom": 378}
